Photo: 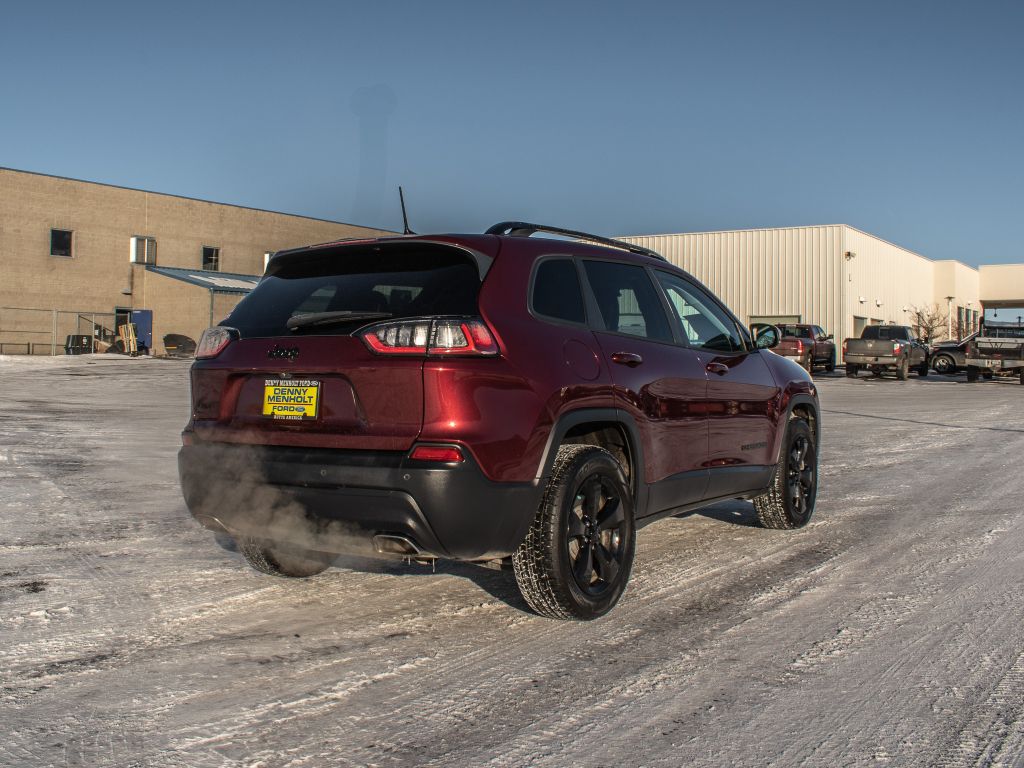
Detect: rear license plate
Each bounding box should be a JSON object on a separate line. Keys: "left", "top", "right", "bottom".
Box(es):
{"left": 263, "top": 379, "right": 320, "bottom": 420}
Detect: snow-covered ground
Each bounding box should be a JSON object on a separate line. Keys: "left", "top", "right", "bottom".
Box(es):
{"left": 2, "top": 356, "right": 1023, "bottom": 767}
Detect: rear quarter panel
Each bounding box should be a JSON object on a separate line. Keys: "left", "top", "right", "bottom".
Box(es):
{"left": 420, "top": 242, "right": 613, "bottom": 482}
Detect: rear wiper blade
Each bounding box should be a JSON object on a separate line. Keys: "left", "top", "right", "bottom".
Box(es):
{"left": 287, "top": 311, "right": 392, "bottom": 331}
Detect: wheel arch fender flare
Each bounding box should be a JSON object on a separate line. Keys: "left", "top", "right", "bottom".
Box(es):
{"left": 772, "top": 393, "right": 820, "bottom": 464}
{"left": 534, "top": 408, "right": 649, "bottom": 515}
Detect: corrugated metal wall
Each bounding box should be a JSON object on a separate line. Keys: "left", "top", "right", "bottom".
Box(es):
{"left": 621, "top": 225, "right": 845, "bottom": 343}
{"left": 620, "top": 225, "right": 971, "bottom": 348}
{"left": 841, "top": 227, "right": 937, "bottom": 340}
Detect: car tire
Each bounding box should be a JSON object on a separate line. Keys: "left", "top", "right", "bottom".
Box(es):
{"left": 932, "top": 354, "right": 955, "bottom": 374}
{"left": 238, "top": 537, "right": 332, "bottom": 578}
{"left": 845, "top": 364, "right": 859, "bottom": 378}
{"left": 824, "top": 352, "right": 835, "bottom": 373}
{"left": 966, "top": 366, "right": 980, "bottom": 383}
{"left": 753, "top": 418, "right": 817, "bottom": 529}
{"left": 1020, "top": 371, "right": 1024, "bottom": 385}
{"left": 983, "top": 370, "right": 994, "bottom": 380}
{"left": 917, "top": 361, "right": 929, "bottom": 377}
{"left": 512, "top": 444, "right": 635, "bottom": 621}
{"left": 895, "top": 357, "right": 909, "bottom": 381}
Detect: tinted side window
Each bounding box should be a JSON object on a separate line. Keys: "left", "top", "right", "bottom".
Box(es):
{"left": 531, "top": 258, "right": 585, "bottom": 324}
{"left": 582, "top": 261, "right": 673, "bottom": 342}
{"left": 655, "top": 272, "right": 744, "bottom": 353}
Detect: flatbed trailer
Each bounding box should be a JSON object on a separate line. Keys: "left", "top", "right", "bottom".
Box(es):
{"left": 965, "top": 320, "right": 1024, "bottom": 383}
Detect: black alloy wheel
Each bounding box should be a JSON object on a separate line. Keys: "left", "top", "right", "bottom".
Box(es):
{"left": 753, "top": 418, "right": 817, "bottom": 529}
{"left": 566, "top": 475, "right": 628, "bottom": 597}
{"left": 785, "top": 433, "right": 816, "bottom": 524}
{"left": 513, "top": 445, "right": 635, "bottom": 620}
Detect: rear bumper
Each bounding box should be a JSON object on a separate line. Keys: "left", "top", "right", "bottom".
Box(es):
{"left": 845, "top": 354, "right": 899, "bottom": 366}
{"left": 178, "top": 442, "right": 541, "bottom": 561}
{"left": 966, "top": 358, "right": 1024, "bottom": 370}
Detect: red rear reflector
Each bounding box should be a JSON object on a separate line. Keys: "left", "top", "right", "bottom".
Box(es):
{"left": 409, "top": 445, "right": 464, "bottom": 462}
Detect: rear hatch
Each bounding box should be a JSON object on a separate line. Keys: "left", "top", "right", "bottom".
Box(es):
{"left": 846, "top": 338, "right": 892, "bottom": 356}
{"left": 188, "top": 239, "right": 492, "bottom": 451}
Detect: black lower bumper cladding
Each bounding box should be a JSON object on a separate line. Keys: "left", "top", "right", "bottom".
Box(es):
{"left": 178, "top": 442, "right": 540, "bottom": 561}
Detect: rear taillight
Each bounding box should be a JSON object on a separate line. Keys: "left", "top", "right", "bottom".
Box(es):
{"left": 893, "top": 341, "right": 902, "bottom": 353}
{"left": 794, "top": 340, "right": 805, "bottom": 353}
{"left": 360, "top": 317, "right": 499, "bottom": 357}
{"left": 842, "top": 340, "right": 848, "bottom": 355}
{"left": 409, "top": 444, "right": 465, "bottom": 463}
{"left": 195, "top": 327, "right": 238, "bottom": 359}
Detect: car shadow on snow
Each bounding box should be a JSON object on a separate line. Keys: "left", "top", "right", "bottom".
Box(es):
{"left": 678, "top": 499, "right": 762, "bottom": 528}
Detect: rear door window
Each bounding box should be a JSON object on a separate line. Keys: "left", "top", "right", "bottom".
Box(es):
{"left": 582, "top": 261, "right": 673, "bottom": 342}
{"left": 225, "top": 244, "right": 481, "bottom": 337}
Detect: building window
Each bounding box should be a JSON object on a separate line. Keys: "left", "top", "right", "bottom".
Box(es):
{"left": 50, "top": 229, "right": 73, "bottom": 258}
{"left": 130, "top": 236, "right": 157, "bottom": 265}
{"left": 202, "top": 246, "right": 220, "bottom": 271}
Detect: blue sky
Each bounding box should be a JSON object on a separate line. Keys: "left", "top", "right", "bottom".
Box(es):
{"left": 1, "top": 1, "right": 1021, "bottom": 265}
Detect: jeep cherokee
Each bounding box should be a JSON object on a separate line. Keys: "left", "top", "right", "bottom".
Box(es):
{"left": 178, "top": 222, "right": 820, "bottom": 620}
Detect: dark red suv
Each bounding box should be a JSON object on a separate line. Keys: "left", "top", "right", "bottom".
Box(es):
{"left": 179, "top": 223, "right": 820, "bottom": 620}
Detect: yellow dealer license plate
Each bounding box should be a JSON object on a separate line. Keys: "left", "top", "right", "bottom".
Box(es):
{"left": 263, "top": 379, "right": 320, "bottom": 420}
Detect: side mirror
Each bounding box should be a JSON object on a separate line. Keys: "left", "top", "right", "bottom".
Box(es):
{"left": 825, "top": 334, "right": 834, "bottom": 341}
{"left": 755, "top": 325, "right": 781, "bottom": 350}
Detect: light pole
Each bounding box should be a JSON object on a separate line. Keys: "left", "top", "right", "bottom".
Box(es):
{"left": 945, "top": 296, "right": 954, "bottom": 340}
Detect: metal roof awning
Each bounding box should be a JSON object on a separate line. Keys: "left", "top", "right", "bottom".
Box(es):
{"left": 145, "top": 265, "right": 261, "bottom": 294}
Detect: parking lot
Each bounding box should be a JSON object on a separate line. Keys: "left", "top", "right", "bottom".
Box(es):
{"left": 2, "top": 355, "right": 1023, "bottom": 767}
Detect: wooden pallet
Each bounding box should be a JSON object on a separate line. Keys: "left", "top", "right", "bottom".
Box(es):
{"left": 118, "top": 323, "right": 138, "bottom": 356}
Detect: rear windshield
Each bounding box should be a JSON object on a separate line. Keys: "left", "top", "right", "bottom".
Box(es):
{"left": 225, "top": 244, "right": 481, "bottom": 337}
{"left": 862, "top": 326, "right": 910, "bottom": 341}
{"left": 779, "top": 325, "right": 812, "bottom": 339}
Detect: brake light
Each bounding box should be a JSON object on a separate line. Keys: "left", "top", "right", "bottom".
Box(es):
{"left": 842, "top": 340, "right": 848, "bottom": 355}
{"left": 893, "top": 341, "right": 902, "bottom": 353}
{"left": 794, "top": 340, "right": 805, "bottom": 353}
{"left": 361, "top": 317, "right": 499, "bottom": 357}
{"left": 409, "top": 444, "right": 465, "bottom": 462}
{"left": 195, "top": 327, "right": 238, "bottom": 359}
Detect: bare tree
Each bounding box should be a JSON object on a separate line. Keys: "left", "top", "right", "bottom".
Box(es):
{"left": 909, "top": 303, "right": 949, "bottom": 342}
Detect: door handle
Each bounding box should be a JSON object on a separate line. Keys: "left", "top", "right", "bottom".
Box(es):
{"left": 706, "top": 362, "right": 729, "bottom": 375}
{"left": 611, "top": 351, "right": 643, "bottom": 367}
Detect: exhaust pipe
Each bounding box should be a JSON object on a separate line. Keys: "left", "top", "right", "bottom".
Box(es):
{"left": 372, "top": 534, "right": 422, "bottom": 557}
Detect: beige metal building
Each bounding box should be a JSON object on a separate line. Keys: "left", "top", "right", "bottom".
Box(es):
{"left": 978, "top": 264, "right": 1024, "bottom": 315}
{"left": 620, "top": 225, "right": 981, "bottom": 350}
{"left": 0, "top": 167, "right": 390, "bottom": 354}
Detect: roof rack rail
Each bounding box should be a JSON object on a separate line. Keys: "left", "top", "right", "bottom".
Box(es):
{"left": 485, "top": 221, "right": 666, "bottom": 261}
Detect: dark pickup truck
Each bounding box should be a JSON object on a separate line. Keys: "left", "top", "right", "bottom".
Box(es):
{"left": 844, "top": 325, "right": 929, "bottom": 380}
{"left": 773, "top": 324, "right": 836, "bottom": 374}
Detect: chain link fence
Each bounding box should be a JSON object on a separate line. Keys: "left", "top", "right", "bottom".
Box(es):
{"left": 0, "top": 307, "right": 119, "bottom": 355}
